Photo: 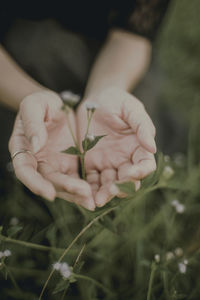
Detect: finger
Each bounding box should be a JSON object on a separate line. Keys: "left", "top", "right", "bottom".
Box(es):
{"left": 100, "top": 169, "right": 117, "bottom": 185}
{"left": 86, "top": 171, "right": 100, "bottom": 196}
{"left": 137, "top": 122, "right": 156, "bottom": 153}
{"left": 20, "top": 91, "right": 62, "bottom": 151}
{"left": 95, "top": 169, "right": 117, "bottom": 207}
{"left": 126, "top": 102, "right": 156, "bottom": 153}
{"left": 39, "top": 163, "right": 95, "bottom": 210}
{"left": 13, "top": 153, "right": 56, "bottom": 201}
{"left": 95, "top": 183, "right": 117, "bottom": 207}
{"left": 56, "top": 192, "right": 95, "bottom": 211}
{"left": 118, "top": 148, "right": 156, "bottom": 180}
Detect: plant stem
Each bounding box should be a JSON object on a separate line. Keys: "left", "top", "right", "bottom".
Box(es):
{"left": 85, "top": 111, "right": 93, "bottom": 140}
{"left": 74, "top": 273, "right": 114, "bottom": 295}
{"left": 79, "top": 110, "right": 93, "bottom": 180}
{"left": 65, "top": 110, "right": 79, "bottom": 150}
{"left": 38, "top": 207, "right": 116, "bottom": 300}
{"left": 61, "top": 244, "right": 86, "bottom": 299}
{"left": 80, "top": 154, "right": 86, "bottom": 180}
{"left": 147, "top": 262, "right": 156, "bottom": 300}
{"left": 0, "top": 234, "right": 64, "bottom": 253}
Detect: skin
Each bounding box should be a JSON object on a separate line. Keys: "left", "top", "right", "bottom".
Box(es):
{"left": 9, "top": 91, "right": 95, "bottom": 210}
{"left": 1, "top": 29, "right": 156, "bottom": 210}
{"left": 77, "top": 87, "right": 156, "bottom": 207}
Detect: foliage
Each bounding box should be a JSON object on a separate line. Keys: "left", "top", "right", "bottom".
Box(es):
{"left": 1, "top": 114, "right": 200, "bottom": 300}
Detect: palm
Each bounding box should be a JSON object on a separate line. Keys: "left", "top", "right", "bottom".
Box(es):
{"left": 10, "top": 110, "right": 94, "bottom": 210}
{"left": 77, "top": 89, "right": 156, "bottom": 207}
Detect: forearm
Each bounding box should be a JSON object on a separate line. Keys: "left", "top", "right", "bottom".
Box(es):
{"left": 84, "top": 30, "right": 152, "bottom": 99}
{"left": 0, "top": 45, "right": 45, "bottom": 110}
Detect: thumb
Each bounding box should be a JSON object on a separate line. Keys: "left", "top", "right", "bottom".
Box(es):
{"left": 20, "top": 98, "right": 48, "bottom": 153}
{"left": 126, "top": 101, "right": 156, "bottom": 153}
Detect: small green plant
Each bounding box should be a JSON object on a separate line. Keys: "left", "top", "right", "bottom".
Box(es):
{"left": 61, "top": 99, "right": 105, "bottom": 180}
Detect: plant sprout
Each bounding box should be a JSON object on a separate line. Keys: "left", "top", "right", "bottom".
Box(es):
{"left": 61, "top": 96, "right": 105, "bottom": 180}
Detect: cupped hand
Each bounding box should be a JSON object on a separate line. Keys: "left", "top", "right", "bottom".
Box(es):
{"left": 77, "top": 87, "right": 156, "bottom": 207}
{"left": 9, "top": 90, "right": 95, "bottom": 210}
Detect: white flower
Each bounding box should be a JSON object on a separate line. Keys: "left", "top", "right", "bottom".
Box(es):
{"left": 60, "top": 262, "right": 72, "bottom": 279}
{"left": 85, "top": 101, "right": 99, "bottom": 111}
{"left": 175, "top": 203, "right": 185, "bottom": 214}
{"left": 171, "top": 199, "right": 179, "bottom": 207}
{"left": 87, "top": 134, "right": 95, "bottom": 142}
{"left": 164, "top": 155, "right": 170, "bottom": 162}
{"left": 4, "top": 250, "right": 11, "bottom": 257}
{"left": 10, "top": 217, "right": 19, "bottom": 226}
{"left": 178, "top": 262, "right": 187, "bottom": 274}
{"left": 52, "top": 262, "right": 62, "bottom": 271}
{"left": 60, "top": 90, "right": 80, "bottom": 105}
{"left": 183, "top": 259, "right": 188, "bottom": 265}
{"left": 174, "top": 247, "right": 183, "bottom": 257}
{"left": 162, "top": 166, "right": 174, "bottom": 179}
{"left": 53, "top": 262, "right": 72, "bottom": 279}
{"left": 166, "top": 251, "right": 175, "bottom": 261}
{"left": 154, "top": 254, "right": 160, "bottom": 263}
{"left": 173, "top": 153, "right": 185, "bottom": 167}
{"left": 0, "top": 249, "right": 11, "bottom": 258}
{"left": 171, "top": 199, "right": 185, "bottom": 214}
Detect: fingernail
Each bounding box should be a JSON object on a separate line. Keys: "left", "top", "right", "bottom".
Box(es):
{"left": 31, "top": 136, "right": 40, "bottom": 153}
{"left": 87, "top": 198, "right": 96, "bottom": 211}
{"left": 109, "top": 184, "right": 119, "bottom": 196}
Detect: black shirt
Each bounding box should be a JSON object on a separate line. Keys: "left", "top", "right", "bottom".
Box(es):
{"left": 0, "top": 0, "right": 170, "bottom": 42}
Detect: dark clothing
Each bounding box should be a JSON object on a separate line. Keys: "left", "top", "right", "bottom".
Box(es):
{"left": 0, "top": 0, "right": 170, "bottom": 42}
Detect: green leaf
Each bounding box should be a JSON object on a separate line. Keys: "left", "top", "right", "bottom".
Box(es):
{"left": 62, "top": 146, "right": 81, "bottom": 155}
{"left": 142, "top": 152, "right": 164, "bottom": 188}
{"left": 82, "top": 135, "right": 106, "bottom": 152}
{"left": 53, "top": 279, "right": 70, "bottom": 294}
{"left": 0, "top": 226, "right": 3, "bottom": 235}
{"left": 117, "top": 181, "right": 136, "bottom": 195}
{"left": 7, "top": 225, "right": 23, "bottom": 237}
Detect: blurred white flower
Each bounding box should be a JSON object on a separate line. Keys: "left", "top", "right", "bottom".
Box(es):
{"left": 166, "top": 251, "right": 175, "bottom": 261}
{"left": 10, "top": 217, "right": 19, "bottom": 226}
{"left": 52, "top": 262, "right": 62, "bottom": 271}
{"left": 163, "top": 166, "right": 174, "bottom": 179}
{"left": 171, "top": 199, "right": 179, "bottom": 207}
{"left": 4, "top": 250, "right": 11, "bottom": 257}
{"left": 173, "top": 153, "right": 185, "bottom": 167}
{"left": 171, "top": 200, "right": 185, "bottom": 214}
{"left": 87, "top": 134, "right": 95, "bottom": 142}
{"left": 175, "top": 247, "right": 183, "bottom": 257}
{"left": 0, "top": 249, "right": 11, "bottom": 258}
{"left": 52, "top": 261, "right": 72, "bottom": 279}
{"left": 60, "top": 90, "right": 80, "bottom": 105}
{"left": 60, "top": 262, "right": 72, "bottom": 279}
{"left": 164, "top": 155, "right": 170, "bottom": 162}
{"left": 178, "top": 262, "right": 187, "bottom": 274}
{"left": 183, "top": 259, "right": 188, "bottom": 265}
{"left": 176, "top": 203, "right": 185, "bottom": 214}
{"left": 85, "top": 101, "right": 99, "bottom": 111}
{"left": 154, "top": 254, "right": 160, "bottom": 263}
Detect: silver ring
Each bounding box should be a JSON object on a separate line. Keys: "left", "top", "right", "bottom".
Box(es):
{"left": 11, "top": 150, "right": 33, "bottom": 160}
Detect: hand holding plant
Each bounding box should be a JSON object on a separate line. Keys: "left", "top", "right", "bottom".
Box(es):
{"left": 77, "top": 87, "right": 157, "bottom": 207}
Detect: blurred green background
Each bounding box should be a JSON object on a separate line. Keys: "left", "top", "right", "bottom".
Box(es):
{"left": 1, "top": 1, "right": 200, "bottom": 299}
